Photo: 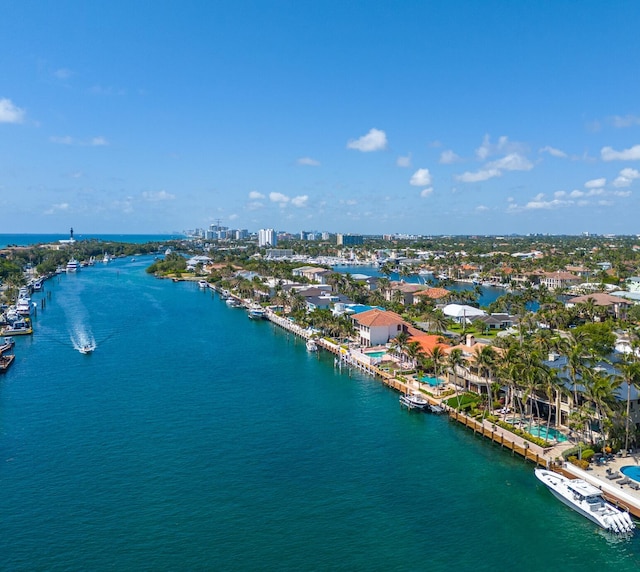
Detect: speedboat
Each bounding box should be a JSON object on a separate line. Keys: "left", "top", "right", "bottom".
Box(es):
{"left": 306, "top": 338, "right": 318, "bottom": 352}
{"left": 79, "top": 345, "right": 94, "bottom": 355}
{"left": 534, "top": 468, "right": 635, "bottom": 534}
{"left": 399, "top": 391, "right": 429, "bottom": 411}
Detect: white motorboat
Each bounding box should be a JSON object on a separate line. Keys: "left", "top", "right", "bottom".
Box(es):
{"left": 79, "top": 344, "right": 94, "bottom": 355}
{"left": 226, "top": 298, "right": 241, "bottom": 308}
{"left": 534, "top": 468, "right": 635, "bottom": 534}
{"left": 247, "top": 305, "right": 266, "bottom": 320}
{"left": 66, "top": 258, "right": 80, "bottom": 272}
{"left": 306, "top": 338, "right": 318, "bottom": 352}
{"left": 16, "top": 297, "right": 32, "bottom": 316}
{"left": 399, "top": 391, "right": 429, "bottom": 411}
{"left": 198, "top": 280, "right": 209, "bottom": 289}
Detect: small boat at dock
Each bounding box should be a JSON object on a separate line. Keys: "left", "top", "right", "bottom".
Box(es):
{"left": 2, "top": 319, "right": 33, "bottom": 335}
{"left": 226, "top": 298, "right": 241, "bottom": 308}
{"left": 247, "top": 305, "right": 266, "bottom": 320}
{"left": 0, "top": 336, "right": 15, "bottom": 353}
{"left": 0, "top": 353, "right": 15, "bottom": 373}
{"left": 534, "top": 468, "right": 635, "bottom": 534}
{"left": 198, "top": 280, "right": 209, "bottom": 289}
{"left": 306, "top": 338, "right": 318, "bottom": 352}
{"left": 399, "top": 391, "right": 429, "bottom": 411}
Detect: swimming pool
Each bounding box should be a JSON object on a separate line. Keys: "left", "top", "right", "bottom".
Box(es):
{"left": 365, "top": 351, "right": 387, "bottom": 359}
{"left": 418, "top": 375, "right": 443, "bottom": 387}
{"left": 621, "top": 465, "right": 640, "bottom": 483}
{"left": 526, "top": 424, "right": 568, "bottom": 442}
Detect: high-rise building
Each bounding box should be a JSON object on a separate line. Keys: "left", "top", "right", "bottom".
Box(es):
{"left": 258, "top": 228, "right": 277, "bottom": 247}
{"left": 336, "top": 233, "right": 363, "bottom": 246}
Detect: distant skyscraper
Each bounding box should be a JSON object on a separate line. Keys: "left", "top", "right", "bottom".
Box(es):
{"left": 258, "top": 228, "right": 277, "bottom": 247}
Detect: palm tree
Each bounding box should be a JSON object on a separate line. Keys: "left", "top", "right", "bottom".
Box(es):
{"left": 472, "top": 345, "right": 497, "bottom": 417}
{"left": 391, "top": 331, "right": 410, "bottom": 363}
{"left": 405, "top": 341, "right": 424, "bottom": 371}
{"left": 429, "top": 345, "right": 446, "bottom": 381}
{"left": 616, "top": 352, "right": 640, "bottom": 451}
{"left": 447, "top": 348, "right": 465, "bottom": 407}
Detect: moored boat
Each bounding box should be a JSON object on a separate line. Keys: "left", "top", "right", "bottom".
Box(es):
{"left": 247, "top": 304, "right": 266, "bottom": 319}
{"left": 534, "top": 468, "right": 635, "bottom": 534}
{"left": 0, "top": 353, "right": 15, "bottom": 373}
{"left": 226, "top": 297, "right": 241, "bottom": 308}
{"left": 198, "top": 280, "right": 209, "bottom": 289}
{"left": 399, "top": 391, "right": 429, "bottom": 411}
{"left": 66, "top": 258, "right": 80, "bottom": 272}
{"left": 2, "top": 319, "right": 33, "bottom": 335}
{"left": 0, "top": 336, "right": 15, "bottom": 353}
{"left": 306, "top": 338, "right": 318, "bottom": 352}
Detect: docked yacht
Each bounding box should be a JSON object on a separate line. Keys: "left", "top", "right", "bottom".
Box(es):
{"left": 16, "top": 297, "right": 32, "bottom": 316}
{"left": 534, "top": 468, "right": 635, "bottom": 534}
{"left": 247, "top": 305, "right": 266, "bottom": 320}
{"left": 198, "top": 280, "right": 209, "bottom": 289}
{"left": 225, "top": 297, "right": 241, "bottom": 308}
{"left": 399, "top": 391, "right": 429, "bottom": 411}
{"left": 306, "top": 338, "right": 318, "bottom": 352}
{"left": 2, "top": 319, "right": 33, "bottom": 335}
{"left": 66, "top": 258, "right": 80, "bottom": 272}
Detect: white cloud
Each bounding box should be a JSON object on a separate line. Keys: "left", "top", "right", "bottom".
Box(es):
{"left": 455, "top": 168, "right": 501, "bottom": 183}
{"left": 247, "top": 201, "right": 264, "bottom": 210}
{"left": 90, "top": 136, "right": 108, "bottom": 146}
{"left": 569, "top": 189, "right": 584, "bottom": 198}
{"left": 270, "top": 192, "right": 290, "bottom": 204}
{"left": 439, "top": 149, "right": 461, "bottom": 164}
{"left": 142, "top": 190, "right": 175, "bottom": 201}
{"left": 0, "top": 98, "right": 25, "bottom": 123}
{"left": 539, "top": 145, "right": 568, "bottom": 158}
{"left": 249, "top": 191, "right": 265, "bottom": 200}
{"left": 410, "top": 168, "right": 432, "bottom": 186}
{"left": 291, "top": 195, "right": 309, "bottom": 207}
{"left": 297, "top": 157, "right": 320, "bottom": 166}
{"left": 585, "top": 177, "right": 606, "bottom": 188}
{"left": 50, "top": 135, "right": 74, "bottom": 145}
{"left": 475, "top": 134, "right": 515, "bottom": 160}
{"left": 43, "top": 202, "right": 70, "bottom": 215}
{"left": 613, "top": 167, "right": 640, "bottom": 187}
{"left": 612, "top": 190, "right": 632, "bottom": 197}
{"left": 476, "top": 205, "right": 489, "bottom": 212}
{"left": 54, "top": 68, "right": 73, "bottom": 79}
{"left": 601, "top": 144, "right": 640, "bottom": 161}
{"left": 487, "top": 153, "right": 533, "bottom": 171}
{"left": 396, "top": 153, "right": 412, "bottom": 167}
{"left": 228, "top": 214, "right": 238, "bottom": 221}
{"left": 346, "top": 128, "right": 387, "bottom": 152}
{"left": 610, "top": 114, "right": 640, "bottom": 128}
{"left": 420, "top": 187, "right": 433, "bottom": 198}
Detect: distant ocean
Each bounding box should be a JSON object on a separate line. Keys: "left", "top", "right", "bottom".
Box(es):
{"left": 0, "top": 234, "right": 184, "bottom": 248}
{"left": 1, "top": 256, "right": 639, "bottom": 570}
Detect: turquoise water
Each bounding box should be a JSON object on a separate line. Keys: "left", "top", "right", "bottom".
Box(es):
{"left": 419, "top": 375, "right": 443, "bottom": 387}
{"left": 622, "top": 466, "right": 640, "bottom": 483}
{"left": 366, "top": 350, "right": 387, "bottom": 358}
{"left": 0, "top": 233, "right": 183, "bottom": 248}
{"left": 1, "top": 257, "right": 639, "bottom": 570}
{"left": 527, "top": 424, "right": 568, "bottom": 442}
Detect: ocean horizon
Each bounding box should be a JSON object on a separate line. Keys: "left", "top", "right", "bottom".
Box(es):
{"left": 1, "top": 256, "right": 639, "bottom": 570}
{"left": 0, "top": 233, "right": 185, "bottom": 249}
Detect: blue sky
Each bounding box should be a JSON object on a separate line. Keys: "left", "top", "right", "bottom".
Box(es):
{"left": 2, "top": 1, "right": 640, "bottom": 236}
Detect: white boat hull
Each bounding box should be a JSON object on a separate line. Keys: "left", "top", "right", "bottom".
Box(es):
{"left": 535, "top": 469, "right": 635, "bottom": 534}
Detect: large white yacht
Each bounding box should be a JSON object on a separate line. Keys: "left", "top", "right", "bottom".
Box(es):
{"left": 66, "top": 258, "right": 80, "bottom": 272}
{"left": 535, "top": 468, "right": 635, "bottom": 534}
{"left": 399, "top": 391, "right": 429, "bottom": 411}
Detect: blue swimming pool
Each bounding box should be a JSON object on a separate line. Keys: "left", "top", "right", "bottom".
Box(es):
{"left": 419, "top": 376, "right": 443, "bottom": 387}
{"left": 366, "top": 351, "right": 387, "bottom": 359}
{"left": 621, "top": 465, "right": 640, "bottom": 483}
{"left": 527, "top": 424, "right": 568, "bottom": 442}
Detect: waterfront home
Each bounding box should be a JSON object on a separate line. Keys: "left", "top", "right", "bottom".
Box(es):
{"left": 292, "top": 266, "right": 332, "bottom": 283}
{"left": 539, "top": 271, "right": 582, "bottom": 290}
{"left": 473, "top": 313, "right": 517, "bottom": 331}
{"left": 566, "top": 292, "right": 632, "bottom": 320}
{"left": 384, "top": 282, "right": 427, "bottom": 306}
{"left": 351, "top": 309, "right": 408, "bottom": 347}
{"left": 412, "top": 287, "right": 450, "bottom": 304}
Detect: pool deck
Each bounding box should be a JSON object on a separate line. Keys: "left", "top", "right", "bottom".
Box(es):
{"left": 559, "top": 453, "right": 640, "bottom": 518}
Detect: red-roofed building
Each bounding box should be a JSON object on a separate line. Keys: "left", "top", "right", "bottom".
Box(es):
{"left": 351, "top": 309, "right": 408, "bottom": 347}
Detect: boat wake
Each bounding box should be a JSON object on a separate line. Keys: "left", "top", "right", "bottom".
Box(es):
{"left": 71, "top": 327, "right": 96, "bottom": 353}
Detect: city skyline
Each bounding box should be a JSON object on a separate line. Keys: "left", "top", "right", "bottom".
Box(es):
{"left": 2, "top": 2, "right": 640, "bottom": 236}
